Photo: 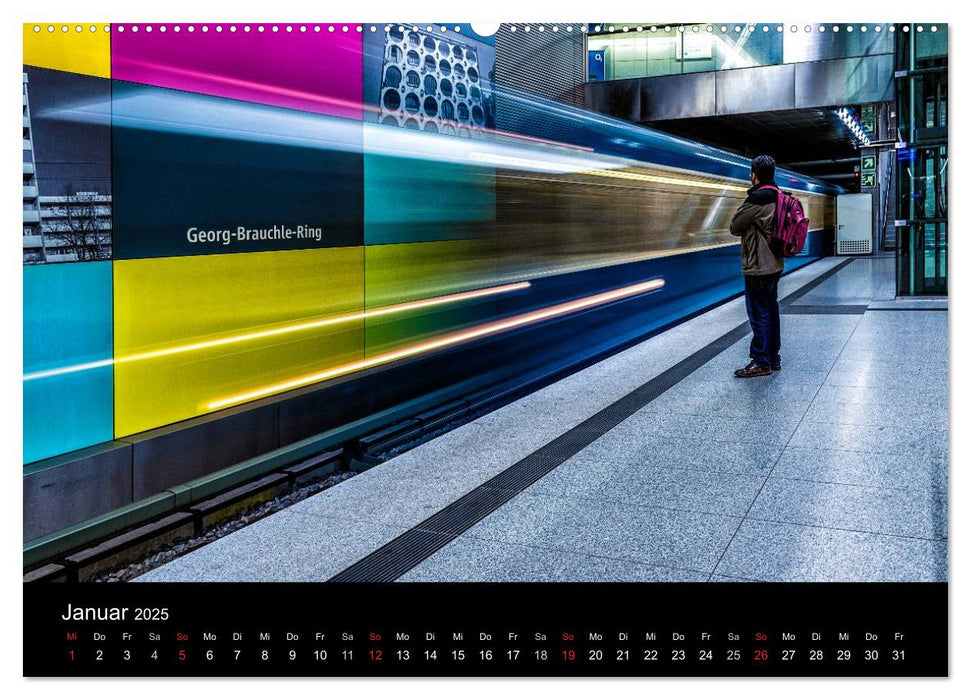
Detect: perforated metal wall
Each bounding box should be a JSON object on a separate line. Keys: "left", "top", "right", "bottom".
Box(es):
{"left": 493, "top": 24, "right": 585, "bottom": 142}
{"left": 377, "top": 26, "right": 491, "bottom": 137}
{"left": 494, "top": 24, "right": 585, "bottom": 107}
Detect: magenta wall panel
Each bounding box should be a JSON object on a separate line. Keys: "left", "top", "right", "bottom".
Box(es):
{"left": 112, "top": 24, "right": 363, "bottom": 120}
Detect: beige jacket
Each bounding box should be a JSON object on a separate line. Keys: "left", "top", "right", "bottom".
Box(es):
{"left": 730, "top": 185, "right": 784, "bottom": 276}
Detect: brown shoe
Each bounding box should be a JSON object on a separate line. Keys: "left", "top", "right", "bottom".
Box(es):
{"left": 734, "top": 361, "right": 771, "bottom": 378}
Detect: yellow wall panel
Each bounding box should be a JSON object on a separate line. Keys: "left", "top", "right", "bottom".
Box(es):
{"left": 364, "top": 239, "right": 499, "bottom": 356}
{"left": 364, "top": 239, "right": 497, "bottom": 309}
{"left": 23, "top": 23, "right": 111, "bottom": 78}
{"left": 114, "top": 248, "right": 364, "bottom": 437}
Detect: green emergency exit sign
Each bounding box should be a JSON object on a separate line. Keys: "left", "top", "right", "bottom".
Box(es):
{"left": 861, "top": 104, "right": 876, "bottom": 134}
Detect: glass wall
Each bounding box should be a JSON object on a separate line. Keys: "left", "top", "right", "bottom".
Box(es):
{"left": 895, "top": 24, "right": 947, "bottom": 295}
{"left": 586, "top": 23, "right": 893, "bottom": 81}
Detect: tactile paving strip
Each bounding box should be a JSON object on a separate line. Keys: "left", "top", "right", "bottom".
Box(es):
{"left": 329, "top": 259, "right": 855, "bottom": 582}
{"left": 782, "top": 304, "right": 868, "bottom": 315}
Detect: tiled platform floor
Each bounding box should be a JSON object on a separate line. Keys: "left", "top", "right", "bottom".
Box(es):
{"left": 138, "top": 255, "right": 948, "bottom": 584}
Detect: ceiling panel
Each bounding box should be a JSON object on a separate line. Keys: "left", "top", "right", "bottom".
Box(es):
{"left": 646, "top": 108, "right": 865, "bottom": 187}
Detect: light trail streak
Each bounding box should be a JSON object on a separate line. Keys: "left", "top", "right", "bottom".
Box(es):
{"left": 583, "top": 169, "right": 750, "bottom": 193}
{"left": 23, "top": 281, "right": 530, "bottom": 381}
{"left": 206, "top": 277, "right": 666, "bottom": 410}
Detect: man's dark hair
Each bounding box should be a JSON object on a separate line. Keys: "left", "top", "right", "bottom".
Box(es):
{"left": 751, "top": 155, "right": 776, "bottom": 185}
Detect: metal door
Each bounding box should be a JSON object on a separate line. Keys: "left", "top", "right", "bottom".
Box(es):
{"left": 836, "top": 193, "right": 873, "bottom": 255}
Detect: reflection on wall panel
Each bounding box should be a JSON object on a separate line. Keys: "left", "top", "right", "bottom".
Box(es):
{"left": 364, "top": 239, "right": 498, "bottom": 356}
{"left": 803, "top": 193, "right": 836, "bottom": 232}
{"left": 112, "top": 24, "right": 362, "bottom": 119}
{"left": 783, "top": 28, "right": 893, "bottom": 64}
{"left": 23, "top": 262, "right": 113, "bottom": 464}
{"left": 23, "top": 24, "right": 111, "bottom": 78}
{"left": 364, "top": 150, "right": 496, "bottom": 245}
{"left": 493, "top": 166, "right": 834, "bottom": 279}
{"left": 715, "top": 64, "right": 794, "bottom": 115}
{"left": 494, "top": 166, "right": 742, "bottom": 277}
{"left": 113, "top": 248, "right": 365, "bottom": 437}
{"left": 794, "top": 55, "right": 894, "bottom": 107}
{"left": 23, "top": 66, "right": 113, "bottom": 265}
{"left": 111, "top": 81, "right": 364, "bottom": 259}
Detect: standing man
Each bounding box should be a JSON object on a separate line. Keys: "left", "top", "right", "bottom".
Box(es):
{"left": 730, "top": 155, "right": 784, "bottom": 378}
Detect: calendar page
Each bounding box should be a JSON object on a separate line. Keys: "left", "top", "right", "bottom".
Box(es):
{"left": 20, "top": 6, "right": 950, "bottom": 681}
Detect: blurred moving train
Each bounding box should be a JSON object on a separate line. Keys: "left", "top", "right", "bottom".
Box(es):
{"left": 104, "top": 80, "right": 837, "bottom": 437}
{"left": 24, "top": 40, "right": 838, "bottom": 542}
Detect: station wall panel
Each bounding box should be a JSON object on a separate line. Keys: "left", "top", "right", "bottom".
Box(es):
{"left": 111, "top": 24, "right": 363, "bottom": 119}
{"left": 23, "top": 262, "right": 113, "bottom": 464}
{"left": 23, "top": 66, "right": 112, "bottom": 229}
{"left": 23, "top": 24, "right": 111, "bottom": 78}
{"left": 363, "top": 152, "right": 496, "bottom": 246}
{"left": 111, "top": 81, "right": 364, "bottom": 259}
{"left": 112, "top": 247, "right": 365, "bottom": 437}
{"left": 363, "top": 239, "right": 499, "bottom": 357}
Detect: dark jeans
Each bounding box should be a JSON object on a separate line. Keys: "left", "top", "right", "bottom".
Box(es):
{"left": 744, "top": 272, "right": 781, "bottom": 368}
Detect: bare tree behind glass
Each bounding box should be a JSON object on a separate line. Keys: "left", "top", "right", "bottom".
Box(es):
{"left": 43, "top": 184, "right": 111, "bottom": 261}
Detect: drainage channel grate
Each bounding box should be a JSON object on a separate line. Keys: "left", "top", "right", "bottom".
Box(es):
{"left": 329, "top": 259, "right": 854, "bottom": 582}
{"left": 781, "top": 304, "right": 868, "bottom": 315}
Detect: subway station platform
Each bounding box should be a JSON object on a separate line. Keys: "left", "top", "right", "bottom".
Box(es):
{"left": 137, "top": 255, "right": 948, "bottom": 584}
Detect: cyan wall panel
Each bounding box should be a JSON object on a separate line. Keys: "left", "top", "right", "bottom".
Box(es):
{"left": 23, "top": 262, "right": 113, "bottom": 464}
{"left": 364, "top": 152, "right": 496, "bottom": 245}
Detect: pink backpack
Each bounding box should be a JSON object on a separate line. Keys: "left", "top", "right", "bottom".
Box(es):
{"left": 761, "top": 185, "right": 810, "bottom": 257}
